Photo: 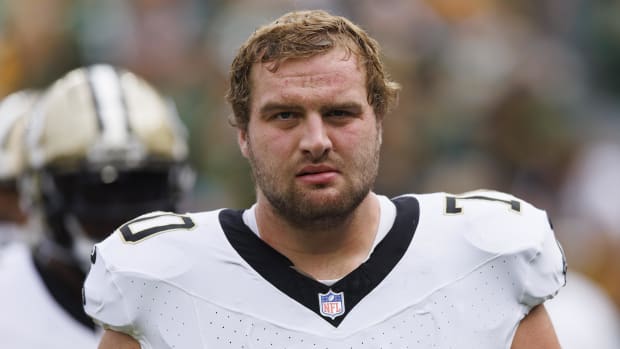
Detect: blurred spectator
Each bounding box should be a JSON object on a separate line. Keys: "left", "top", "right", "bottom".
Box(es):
{"left": 0, "top": 0, "right": 80, "bottom": 96}
{"left": 556, "top": 131, "right": 620, "bottom": 308}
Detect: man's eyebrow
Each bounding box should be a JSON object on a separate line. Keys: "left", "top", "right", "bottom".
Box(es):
{"left": 258, "top": 102, "right": 303, "bottom": 115}
{"left": 319, "top": 102, "right": 363, "bottom": 113}
{"left": 258, "top": 101, "right": 364, "bottom": 115}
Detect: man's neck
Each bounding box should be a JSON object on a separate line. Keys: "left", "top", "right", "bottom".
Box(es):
{"left": 255, "top": 192, "right": 381, "bottom": 280}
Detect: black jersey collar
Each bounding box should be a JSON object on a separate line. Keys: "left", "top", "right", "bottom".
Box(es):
{"left": 219, "top": 195, "right": 420, "bottom": 327}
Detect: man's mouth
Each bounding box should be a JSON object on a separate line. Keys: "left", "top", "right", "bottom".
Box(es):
{"left": 297, "top": 165, "right": 336, "bottom": 175}
{"left": 296, "top": 165, "right": 339, "bottom": 184}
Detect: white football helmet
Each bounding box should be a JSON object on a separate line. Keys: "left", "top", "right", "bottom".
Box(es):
{"left": 0, "top": 90, "right": 40, "bottom": 184}
{"left": 24, "top": 64, "right": 194, "bottom": 270}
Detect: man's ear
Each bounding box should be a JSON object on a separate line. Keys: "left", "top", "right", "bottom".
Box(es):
{"left": 237, "top": 128, "right": 249, "bottom": 158}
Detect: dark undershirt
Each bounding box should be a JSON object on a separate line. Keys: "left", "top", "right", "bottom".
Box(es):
{"left": 31, "top": 253, "right": 96, "bottom": 331}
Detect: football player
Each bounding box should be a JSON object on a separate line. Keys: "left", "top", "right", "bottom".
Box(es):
{"left": 85, "top": 10, "right": 566, "bottom": 348}
{"left": 0, "top": 64, "right": 193, "bottom": 348}
{"left": 0, "top": 90, "right": 38, "bottom": 246}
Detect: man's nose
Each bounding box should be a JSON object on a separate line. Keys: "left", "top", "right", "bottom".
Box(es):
{"left": 299, "top": 113, "right": 332, "bottom": 160}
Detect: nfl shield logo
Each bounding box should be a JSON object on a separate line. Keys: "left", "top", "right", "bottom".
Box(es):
{"left": 318, "top": 290, "right": 345, "bottom": 319}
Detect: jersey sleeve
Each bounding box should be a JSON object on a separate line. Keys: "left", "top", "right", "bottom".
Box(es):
{"left": 517, "top": 213, "right": 567, "bottom": 308}
{"left": 82, "top": 210, "right": 179, "bottom": 343}
{"left": 83, "top": 243, "right": 139, "bottom": 337}
{"left": 82, "top": 210, "right": 208, "bottom": 348}
{"left": 450, "top": 190, "right": 567, "bottom": 309}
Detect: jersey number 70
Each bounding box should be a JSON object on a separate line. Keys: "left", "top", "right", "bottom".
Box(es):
{"left": 119, "top": 213, "right": 196, "bottom": 243}
{"left": 445, "top": 192, "right": 521, "bottom": 214}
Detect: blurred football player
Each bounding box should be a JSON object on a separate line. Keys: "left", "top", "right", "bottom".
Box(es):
{"left": 0, "top": 90, "right": 38, "bottom": 246}
{"left": 85, "top": 10, "right": 566, "bottom": 349}
{"left": 0, "top": 64, "right": 193, "bottom": 348}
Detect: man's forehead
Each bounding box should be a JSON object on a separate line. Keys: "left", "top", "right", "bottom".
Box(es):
{"left": 252, "top": 48, "right": 363, "bottom": 81}
{"left": 281, "top": 73, "right": 349, "bottom": 88}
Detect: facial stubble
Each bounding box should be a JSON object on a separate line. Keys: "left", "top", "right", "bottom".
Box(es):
{"left": 246, "top": 130, "right": 381, "bottom": 231}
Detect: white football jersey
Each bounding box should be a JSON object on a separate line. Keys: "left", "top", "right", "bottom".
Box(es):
{"left": 0, "top": 242, "right": 100, "bottom": 348}
{"left": 84, "top": 191, "right": 566, "bottom": 348}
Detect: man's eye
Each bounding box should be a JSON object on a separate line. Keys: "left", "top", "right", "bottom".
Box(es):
{"left": 326, "top": 110, "right": 350, "bottom": 117}
{"left": 275, "top": 112, "right": 294, "bottom": 120}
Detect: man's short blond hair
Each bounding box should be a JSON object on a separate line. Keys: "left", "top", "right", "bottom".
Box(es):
{"left": 227, "top": 10, "right": 401, "bottom": 130}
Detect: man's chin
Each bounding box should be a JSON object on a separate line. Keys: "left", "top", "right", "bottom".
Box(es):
{"left": 300, "top": 187, "right": 344, "bottom": 205}
{"left": 300, "top": 188, "right": 366, "bottom": 215}
{"left": 262, "top": 181, "right": 370, "bottom": 227}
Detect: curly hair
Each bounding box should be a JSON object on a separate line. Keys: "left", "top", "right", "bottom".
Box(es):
{"left": 226, "top": 10, "right": 401, "bottom": 130}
